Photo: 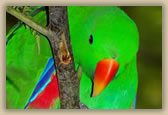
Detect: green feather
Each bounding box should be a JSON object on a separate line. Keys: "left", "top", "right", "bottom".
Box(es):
{"left": 6, "top": 7, "right": 53, "bottom": 108}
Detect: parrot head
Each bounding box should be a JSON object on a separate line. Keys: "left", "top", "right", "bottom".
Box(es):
{"left": 68, "top": 6, "right": 139, "bottom": 97}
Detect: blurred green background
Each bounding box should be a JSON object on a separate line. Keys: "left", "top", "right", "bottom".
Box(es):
{"left": 6, "top": 6, "right": 162, "bottom": 109}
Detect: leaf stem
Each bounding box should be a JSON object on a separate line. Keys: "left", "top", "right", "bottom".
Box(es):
{"left": 6, "top": 7, "right": 51, "bottom": 38}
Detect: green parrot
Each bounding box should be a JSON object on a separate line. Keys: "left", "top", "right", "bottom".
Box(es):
{"left": 6, "top": 6, "right": 139, "bottom": 109}
{"left": 68, "top": 6, "right": 139, "bottom": 109}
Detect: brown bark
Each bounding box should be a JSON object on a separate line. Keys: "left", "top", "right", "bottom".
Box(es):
{"left": 48, "top": 6, "right": 80, "bottom": 109}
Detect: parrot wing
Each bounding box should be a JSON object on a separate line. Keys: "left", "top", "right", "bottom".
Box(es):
{"left": 6, "top": 6, "right": 59, "bottom": 109}
{"left": 25, "top": 57, "right": 60, "bottom": 109}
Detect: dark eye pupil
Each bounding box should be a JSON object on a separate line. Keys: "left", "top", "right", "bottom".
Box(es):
{"left": 89, "top": 34, "right": 93, "bottom": 44}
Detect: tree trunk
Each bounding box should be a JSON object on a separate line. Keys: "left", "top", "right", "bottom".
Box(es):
{"left": 48, "top": 6, "right": 80, "bottom": 109}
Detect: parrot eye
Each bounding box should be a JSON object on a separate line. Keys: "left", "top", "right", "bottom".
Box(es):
{"left": 89, "top": 34, "right": 93, "bottom": 44}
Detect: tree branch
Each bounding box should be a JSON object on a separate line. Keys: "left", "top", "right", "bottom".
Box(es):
{"left": 6, "top": 6, "right": 50, "bottom": 38}
{"left": 48, "top": 6, "right": 80, "bottom": 109}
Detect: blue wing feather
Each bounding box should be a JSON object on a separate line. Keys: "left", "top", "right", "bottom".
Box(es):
{"left": 133, "top": 94, "right": 137, "bottom": 109}
{"left": 24, "top": 57, "right": 55, "bottom": 109}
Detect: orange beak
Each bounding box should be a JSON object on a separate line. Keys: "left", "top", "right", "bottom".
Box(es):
{"left": 92, "top": 59, "right": 119, "bottom": 97}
